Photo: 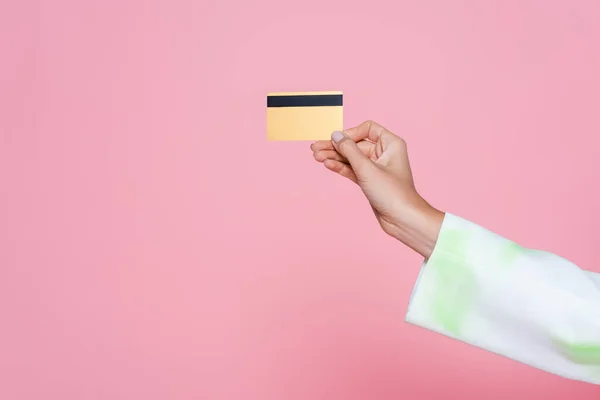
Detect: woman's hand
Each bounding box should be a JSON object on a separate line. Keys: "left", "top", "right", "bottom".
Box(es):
{"left": 310, "top": 120, "right": 444, "bottom": 259}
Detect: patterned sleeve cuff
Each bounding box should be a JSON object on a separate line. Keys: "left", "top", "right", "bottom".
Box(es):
{"left": 405, "top": 213, "right": 600, "bottom": 385}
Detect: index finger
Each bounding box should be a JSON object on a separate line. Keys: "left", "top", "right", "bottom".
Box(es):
{"left": 310, "top": 140, "right": 334, "bottom": 152}
{"left": 310, "top": 120, "right": 389, "bottom": 152}
{"left": 345, "top": 120, "right": 388, "bottom": 143}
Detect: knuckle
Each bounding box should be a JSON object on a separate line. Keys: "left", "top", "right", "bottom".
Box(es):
{"left": 331, "top": 161, "right": 344, "bottom": 172}
{"left": 391, "top": 135, "right": 407, "bottom": 149}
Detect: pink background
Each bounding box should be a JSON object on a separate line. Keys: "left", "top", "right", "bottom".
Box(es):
{"left": 1, "top": 0, "right": 600, "bottom": 398}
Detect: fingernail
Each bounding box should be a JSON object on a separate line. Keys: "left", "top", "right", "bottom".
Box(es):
{"left": 332, "top": 131, "right": 344, "bottom": 143}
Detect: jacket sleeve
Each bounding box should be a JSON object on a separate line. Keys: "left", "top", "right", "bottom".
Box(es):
{"left": 587, "top": 270, "right": 600, "bottom": 289}
{"left": 405, "top": 213, "right": 600, "bottom": 385}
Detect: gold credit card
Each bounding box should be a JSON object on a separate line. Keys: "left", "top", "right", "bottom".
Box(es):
{"left": 267, "top": 91, "right": 343, "bottom": 141}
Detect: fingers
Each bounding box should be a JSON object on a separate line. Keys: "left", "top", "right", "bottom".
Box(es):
{"left": 312, "top": 121, "right": 397, "bottom": 147}
{"left": 309, "top": 120, "right": 387, "bottom": 151}
{"left": 312, "top": 140, "right": 376, "bottom": 163}
{"left": 323, "top": 159, "right": 358, "bottom": 183}
{"left": 331, "top": 131, "right": 374, "bottom": 180}
{"left": 310, "top": 140, "right": 335, "bottom": 153}
{"left": 344, "top": 120, "right": 389, "bottom": 143}
{"left": 313, "top": 149, "right": 345, "bottom": 163}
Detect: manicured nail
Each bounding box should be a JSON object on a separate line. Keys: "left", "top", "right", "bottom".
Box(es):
{"left": 332, "top": 131, "right": 344, "bottom": 143}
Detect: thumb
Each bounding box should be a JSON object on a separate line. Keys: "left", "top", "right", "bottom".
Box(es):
{"left": 331, "top": 131, "right": 373, "bottom": 178}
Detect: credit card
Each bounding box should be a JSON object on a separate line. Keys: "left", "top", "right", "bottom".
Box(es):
{"left": 266, "top": 91, "right": 343, "bottom": 141}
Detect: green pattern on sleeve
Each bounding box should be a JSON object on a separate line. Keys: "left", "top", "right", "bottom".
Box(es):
{"left": 554, "top": 340, "right": 600, "bottom": 365}
{"left": 429, "top": 228, "right": 477, "bottom": 336}
{"left": 501, "top": 241, "right": 527, "bottom": 266}
{"left": 406, "top": 212, "right": 600, "bottom": 385}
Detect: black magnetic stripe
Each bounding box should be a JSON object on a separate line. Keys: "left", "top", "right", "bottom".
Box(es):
{"left": 267, "top": 94, "right": 343, "bottom": 108}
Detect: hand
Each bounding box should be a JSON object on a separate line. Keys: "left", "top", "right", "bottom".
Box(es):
{"left": 310, "top": 120, "right": 444, "bottom": 259}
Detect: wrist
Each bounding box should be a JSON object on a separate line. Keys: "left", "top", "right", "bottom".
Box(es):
{"left": 390, "top": 196, "right": 444, "bottom": 259}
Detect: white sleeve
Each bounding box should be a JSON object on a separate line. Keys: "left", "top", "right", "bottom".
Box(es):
{"left": 587, "top": 271, "right": 600, "bottom": 289}
{"left": 405, "top": 213, "right": 600, "bottom": 385}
